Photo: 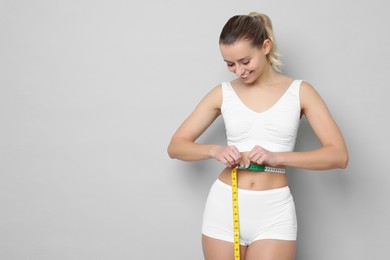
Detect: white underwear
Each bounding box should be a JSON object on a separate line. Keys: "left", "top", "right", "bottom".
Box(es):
{"left": 202, "top": 179, "right": 297, "bottom": 245}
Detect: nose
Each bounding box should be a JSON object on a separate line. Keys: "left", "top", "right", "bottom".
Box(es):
{"left": 235, "top": 64, "right": 245, "bottom": 76}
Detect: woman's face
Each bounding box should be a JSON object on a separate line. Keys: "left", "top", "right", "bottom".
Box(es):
{"left": 220, "top": 39, "right": 270, "bottom": 84}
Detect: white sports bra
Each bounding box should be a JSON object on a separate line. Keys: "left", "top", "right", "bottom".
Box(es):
{"left": 221, "top": 80, "right": 302, "bottom": 152}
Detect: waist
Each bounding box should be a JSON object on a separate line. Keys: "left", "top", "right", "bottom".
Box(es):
{"left": 218, "top": 166, "right": 289, "bottom": 191}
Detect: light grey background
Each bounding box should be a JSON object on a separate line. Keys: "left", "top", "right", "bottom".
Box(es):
{"left": 1, "top": 0, "right": 389, "bottom": 259}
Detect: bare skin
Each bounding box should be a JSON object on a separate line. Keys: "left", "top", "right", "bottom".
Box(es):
{"left": 167, "top": 39, "right": 348, "bottom": 260}
{"left": 202, "top": 236, "right": 296, "bottom": 260}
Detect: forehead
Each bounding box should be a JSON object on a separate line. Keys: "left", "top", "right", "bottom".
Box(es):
{"left": 219, "top": 39, "right": 257, "bottom": 61}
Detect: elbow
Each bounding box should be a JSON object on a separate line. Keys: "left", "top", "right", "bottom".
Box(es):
{"left": 167, "top": 149, "right": 174, "bottom": 159}
{"left": 323, "top": 145, "right": 349, "bottom": 170}
{"left": 167, "top": 139, "right": 181, "bottom": 160}
{"left": 337, "top": 150, "right": 349, "bottom": 169}
{"left": 340, "top": 153, "right": 349, "bottom": 169}
{"left": 326, "top": 143, "right": 349, "bottom": 169}
{"left": 167, "top": 144, "right": 176, "bottom": 159}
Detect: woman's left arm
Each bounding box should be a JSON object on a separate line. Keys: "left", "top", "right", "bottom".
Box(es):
{"left": 273, "top": 81, "right": 349, "bottom": 170}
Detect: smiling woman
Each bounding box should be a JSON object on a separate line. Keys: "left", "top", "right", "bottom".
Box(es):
{"left": 221, "top": 39, "right": 270, "bottom": 83}
{"left": 220, "top": 12, "right": 282, "bottom": 73}
{"left": 167, "top": 12, "right": 348, "bottom": 260}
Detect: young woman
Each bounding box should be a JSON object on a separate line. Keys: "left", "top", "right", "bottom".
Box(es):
{"left": 167, "top": 12, "right": 348, "bottom": 260}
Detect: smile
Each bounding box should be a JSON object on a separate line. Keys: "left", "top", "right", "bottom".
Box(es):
{"left": 240, "top": 71, "right": 252, "bottom": 79}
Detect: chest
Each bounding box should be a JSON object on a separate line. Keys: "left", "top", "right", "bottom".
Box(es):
{"left": 232, "top": 86, "right": 290, "bottom": 114}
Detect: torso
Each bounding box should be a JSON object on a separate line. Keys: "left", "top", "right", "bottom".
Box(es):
{"left": 219, "top": 75, "right": 297, "bottom": 190}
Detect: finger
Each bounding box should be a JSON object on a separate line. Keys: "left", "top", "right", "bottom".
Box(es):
{"left": 257, "top": 153, "right": 269, "bottom": 165}
{"left": 221, "top": 157, "right": 233, "bottom": 167}
{"left": 232, "top": 154, "right": 242, "bottom": 166}
{"left": 255, "top": 157, "right": 264, "bottom": 165}
{"left": 217, "top": 152, "right": 233, "bottom": 167}
{"left": 239, "top": 154, "right": 250, "bottom": 168}
{"left": 256, "top": 154, "right": 269, "bottom": 165}
{"left": 244, "top": 157, "right": 251, "bottom": 168}
{"left": 230, "top": 146, "right": 242, "bottom": 161}
{"left": 225, "top": 154, "right": 237, "bottom": 167}
{"left": 227, "top": 147, "right": 242, "bottom": 166}
{"left": 247, "top": 151, "right": 257, "bottom": 162}
{"left": 250, "top": 152, "right": 262, "bottom": 163}
{"left": 217, "top": 156, "right": 228, "bottom": 166}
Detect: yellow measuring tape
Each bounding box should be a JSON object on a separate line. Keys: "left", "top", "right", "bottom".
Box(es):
{"left": 231, "top": 167, "right": 240, "bottom": 260}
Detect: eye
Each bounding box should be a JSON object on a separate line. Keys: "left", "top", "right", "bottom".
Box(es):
{"left": 242, "top": 60, "right": 250, "bottom": 65}
{"left": 227, "top": 62, "right": 235, "bottom": 67}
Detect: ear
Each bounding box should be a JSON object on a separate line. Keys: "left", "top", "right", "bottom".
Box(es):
{"left": 262, "top": 39, "right": 271, "bottom": 55}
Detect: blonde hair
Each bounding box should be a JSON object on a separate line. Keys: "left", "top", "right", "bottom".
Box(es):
{"left": 219, "top": 12, "right": 282, "bottom": 72}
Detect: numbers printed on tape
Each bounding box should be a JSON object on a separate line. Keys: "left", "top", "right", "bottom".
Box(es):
{"left": 232, "top": 168, "right": 240, "bottom": 260}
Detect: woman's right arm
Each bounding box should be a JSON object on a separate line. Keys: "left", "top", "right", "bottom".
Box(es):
{"left": 167, "top": 85, "right": 241, "bottom": 165}
{"left": 167, "top": 85, "right": 222, "bottom": 161}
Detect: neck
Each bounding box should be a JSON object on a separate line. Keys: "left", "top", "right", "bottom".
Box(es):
{"left": 248, "top": 63, "right": 279, "bottom": 87}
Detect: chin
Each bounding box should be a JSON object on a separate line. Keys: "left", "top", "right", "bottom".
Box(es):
{"left": 242, "top": 74, "right": 258, "bottom": 85}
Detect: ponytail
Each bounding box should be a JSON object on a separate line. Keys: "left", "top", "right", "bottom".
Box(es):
{"left": 249, "top": 12, "right": 282, "bottom": 72}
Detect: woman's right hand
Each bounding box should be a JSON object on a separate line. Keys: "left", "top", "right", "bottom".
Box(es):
{"left": 212, "top": 145, "right": 243, "bottom": 167}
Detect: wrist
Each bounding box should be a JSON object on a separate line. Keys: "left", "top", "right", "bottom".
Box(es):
{"left": 273, "top": 152, "right": 286, "bottom": 167}
{"left": 208, "top": 144, "right": 221, "bottom": 159}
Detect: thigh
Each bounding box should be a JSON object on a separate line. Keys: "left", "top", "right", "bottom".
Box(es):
{"left": 202, "top": 235, "right": 248, "bottom": 260}
{"left": 245, "top": 239, "right": 296, "bottom": 260}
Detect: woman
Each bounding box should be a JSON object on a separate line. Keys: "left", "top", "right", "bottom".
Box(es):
{"left": 167, "top": 12, "right": 348, "bottom": 260}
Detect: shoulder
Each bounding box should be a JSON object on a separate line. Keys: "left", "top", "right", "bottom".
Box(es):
{"left": 299, "top": 81, "right": 328, "bottom": 114}
{"left": 197, "top": 83, "right": 224, "bottom": 111}
{"left": 299, "top": 81, "right": 321, "bottom": 100}
{"left": 205, "top": 83, "right": 223, "bottom": 100}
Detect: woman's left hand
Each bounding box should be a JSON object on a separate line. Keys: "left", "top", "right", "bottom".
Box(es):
{"left": 247, "top": 145, "right": 278, "bottom": 166}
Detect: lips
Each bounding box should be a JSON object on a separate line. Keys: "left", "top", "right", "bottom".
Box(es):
{"left": 240, "top": 71, "right": 252, "bottom": 80}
